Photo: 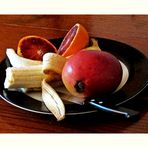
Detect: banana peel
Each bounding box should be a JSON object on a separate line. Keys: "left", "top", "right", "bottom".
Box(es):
{"left": 42, "top": 79, "right": 65, "bottom": 121}
{"left": 43, "top": 52, "right": 67, "bottom": 75}
{"left": 6, "top": 48, "right": 42, "bottom": 67}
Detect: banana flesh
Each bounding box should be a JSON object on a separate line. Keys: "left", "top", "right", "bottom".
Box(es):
{"left": 4, "top": 65, "right": 44, "bottom": 89}
{"left": 4, "top": 65, "right": 62, "bottom": 89}
{"left": 42, "top": 79, "right": 65, "bottom": 121}
{"left": 5, "top": 50, "right": 65, "bottom": 89}
{"left": 6, "top": 48, "right": 42, "bottom": 68}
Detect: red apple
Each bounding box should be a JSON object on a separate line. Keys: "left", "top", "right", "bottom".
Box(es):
{"left": 62, "top": 50, "right": 122, "bottom": 99}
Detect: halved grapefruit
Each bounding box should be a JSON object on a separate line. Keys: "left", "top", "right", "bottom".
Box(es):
{"left": 17, "top": 35, "right": 58, "bottom": 61}
{"left": 58, "top": 23, "right": 89, "bottom": 57}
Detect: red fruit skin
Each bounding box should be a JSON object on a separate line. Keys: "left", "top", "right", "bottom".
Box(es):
{"left": 62, "top": 50, "right": 122, "bottom": 99}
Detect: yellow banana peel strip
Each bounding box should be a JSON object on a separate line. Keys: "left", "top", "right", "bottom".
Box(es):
{"left": 42, "top": 79, "right": 65, "bottom": 121}
{"left": 42, "top": 52, "right": 67, "bottom": 75}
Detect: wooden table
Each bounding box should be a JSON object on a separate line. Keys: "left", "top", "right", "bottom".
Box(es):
{"left": 0, "top": 15, "right": 147, "bottom": 133}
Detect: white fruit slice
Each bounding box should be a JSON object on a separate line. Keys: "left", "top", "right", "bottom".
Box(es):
{"left": 42, "top": 79, "right": 65, "bottom": 121}
{"left": 114, "top": 61, "right": 129, "bottom": 92}
{"left": 6, "top": 48, "right": 42, "bottom": 67}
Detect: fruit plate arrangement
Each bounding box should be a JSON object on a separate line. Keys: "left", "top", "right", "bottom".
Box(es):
{"left": 0, "top": 23, "right": 148, "bottom": 121}
{"left": 0, "top": 37, "right": 147, "bottom": 117}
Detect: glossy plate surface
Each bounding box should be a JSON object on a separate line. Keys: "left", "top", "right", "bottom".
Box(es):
{"left": 0, "top": 37, "right": 147, "bottom": 115}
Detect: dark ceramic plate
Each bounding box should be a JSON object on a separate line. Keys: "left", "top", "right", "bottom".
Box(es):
{"left": 0, "top": 37, "right": 147, "bottom": 116}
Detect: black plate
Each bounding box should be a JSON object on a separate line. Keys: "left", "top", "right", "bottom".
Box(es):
{"left": 0, "top": 37, "right": 147, "bottom": 115}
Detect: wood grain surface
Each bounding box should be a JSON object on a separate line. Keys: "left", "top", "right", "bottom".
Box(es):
{"left": 0, "top": 15, "right": 147, "bottom": 133}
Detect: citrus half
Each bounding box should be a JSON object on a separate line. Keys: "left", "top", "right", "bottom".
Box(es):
{"left": 58, "top": 23, "right": 89, "bottom": 57}
{"left": 17, "top": 35, "right": 58, "bottom": 61}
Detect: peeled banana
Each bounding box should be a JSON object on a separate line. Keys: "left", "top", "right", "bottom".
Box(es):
{"left": 6, "top": 48, "right": 42, "bottom": 67}
{"left": 5, "top": 49, "right": 68, "bottom": 120}
{"left": 4, "top": 65, "right": 43, "bottom": 89}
